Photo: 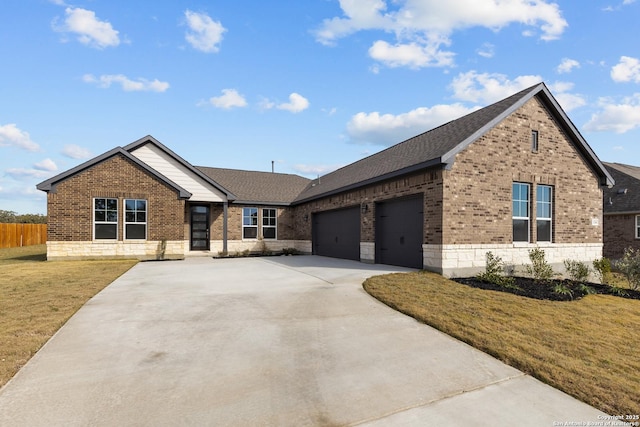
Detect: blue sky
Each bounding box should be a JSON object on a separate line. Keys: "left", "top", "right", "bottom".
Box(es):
{"left": 2, "top": 0, "right": 640, "bottom": 214}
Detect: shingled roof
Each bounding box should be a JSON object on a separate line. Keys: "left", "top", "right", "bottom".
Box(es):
{"left": 196, "top": 166, "right": 311, "bottom": 205}
{"left": 293, "top": 82, "right": 613, "bottom": 204}
{"left": 603, "top": 162, "right": 640, "bottom": 214}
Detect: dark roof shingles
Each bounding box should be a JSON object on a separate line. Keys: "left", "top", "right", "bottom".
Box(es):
{"left": 196, "top": 166, "right": 311, "bottom": 204}
{"left": 603, "top": 162, "right": 640, "bottom": 213}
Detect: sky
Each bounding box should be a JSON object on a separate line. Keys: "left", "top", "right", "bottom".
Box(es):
{"left": 1, "top": 0, "right": 640, "bottom": 214}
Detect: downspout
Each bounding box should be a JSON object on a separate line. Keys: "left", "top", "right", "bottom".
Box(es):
{"left": 223, "top": 201, "right": 228, "bottom": 253}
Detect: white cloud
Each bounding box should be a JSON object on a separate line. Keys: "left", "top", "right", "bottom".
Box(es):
{"left": 449, "top": 71, "right": 542, "bottom": 104}
{"left": 293, "top": 163, "right": 344, "bottom": 176}
{"left": 83, "top": 74, "right": 169, "bottom": 92}
{"left": 347, "top": 103, "right": 477, "bottom": 145}
{"left": 33, "top": 158, "right": 58, "bottom": 172}
{"left": 315, "top": 0, "right": 567, "bottom": 69}
{"left": 6, "top": 168, "right": 52, "bottom": 179}
{"left": 368, "top": 38, "right": 455, "bottom": 68}
{"left": 611, "top": 56, "right": 640, "bottom": 83}
{"left": 277, "top": 93, "right": 310, "bottom": 113}
{"left": 557, "top": 58, "right": 580, "bottom": 74}
{"left": 548, "top": 81, "right": 586, "bottom": 112}
{"left": 476, "top": 43, "right": 495, "bottom": 58}
{"left": 184, "top": 10, "right": 226, "bottom": 53}
{"left": 62, "top": 144, "right": 92, "bottom": 159}
{"left": 53, "top": 7, "right": 120, "bottom": 49}
{"left": 203, "top": 89, "right": 247, "bottom": 109}
{"left": 0, "top": 124, "right": 40, "bottom": 152}
{"left": 584, "top": 94, "right": 640, "bottom": 133}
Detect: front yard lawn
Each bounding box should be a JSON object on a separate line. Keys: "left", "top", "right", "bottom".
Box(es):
{"left": 0, "top": 245, "right": 137, "bottom": 388}
{"left": 363, "top": 271, "right": 640, "bottom": 416}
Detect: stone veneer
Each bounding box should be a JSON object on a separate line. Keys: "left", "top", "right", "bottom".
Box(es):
{"left": 46, "top": 240, "right": 185, "bottom": 261}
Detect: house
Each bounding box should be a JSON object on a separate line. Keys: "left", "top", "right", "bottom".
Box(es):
{"left": 37, "top": 82, "right": 614, "bottom": 277}
{"left": 602, "top": 162, "right": 640, "bottom": 259}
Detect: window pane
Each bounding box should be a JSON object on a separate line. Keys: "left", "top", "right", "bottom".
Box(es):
{"left": 95, "top": 211, "right": 106, "bottom": 222}
{"left": 243, "top": 227, "right": 257, "bottom": 239}
{"left": 136, "top": 212, "right": 146, "bottom": 222}
{"left": 126, "top": 212, "right": 135, "bottom": 222}
{"left": 107, "top": 199, "right": 118, "bottom": 210}
{"left": 126, "top": 224, "right": 146, "bottom": 240}
{"left": 107, "top": 211, "right": 118, "bottom": 222}
{"left": 95, "top": 224, "right": 117, "bottom": 239}
{"left": 125, "top": 199, "right": 135, "bottom": 211}
{"left": 136, "top": 200, "right": 146, "bottom": 211}
{"left": 513, "top": 219, "right": 529, "bottom": 242}
{"left": 263, "top": 227, "right": 276, "bottom": 239}
{"left": 537, "top": 220, "right": 551, "bottom": 242}
{"left": 95, "top": 199, "right": 106, "bottom": 210}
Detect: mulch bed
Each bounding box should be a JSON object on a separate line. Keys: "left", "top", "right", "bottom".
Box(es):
{"left": 452, "top": 276, "right": 640, "bottom": 301}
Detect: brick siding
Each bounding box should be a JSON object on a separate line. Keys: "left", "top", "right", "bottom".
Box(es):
{"left": 603, "top": 214, "right": 640, "bottom": 259}
{"left": 47, "top": 154, "right": 185, "bottom": 242}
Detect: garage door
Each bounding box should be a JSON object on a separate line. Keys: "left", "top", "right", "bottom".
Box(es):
{"left": 376, "top": 196, "right": 424, "bottom": 269}
{"left": 312, "top": 207, "right": 360, "bottom": 261}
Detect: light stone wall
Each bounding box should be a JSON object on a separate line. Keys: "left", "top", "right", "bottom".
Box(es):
{"left": 423, "top": 243, "right": 603, "bottom": 278}
{"left": 47, "top": 240, "right": 185, "bottom": 261}
{"left": 205, "top": 240, "right": 311, "bottom": 256}
{"left": 360, "top": 242, "right": 375, "bottom": 263}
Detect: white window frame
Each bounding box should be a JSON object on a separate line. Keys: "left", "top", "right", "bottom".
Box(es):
{"left": 531, "top": 130, "right": 539, "bottom": 153}
{"left": 124, "top": 199, "right": 147, "bottom": 240}
{"left": 262, "top": 208, "right": 277, "bottom": 240}
{"left": 536, "top": 185, "right": 552, "bottom": 242}
{"left": 512, "top": 183, "right": 530, "bottom": 243}
{"left": 636, "top": 215, "right": 640, "bottom": 239}
{"left": 94, "top": 197, "right": 118, "bottom": 240}
{"left": 242, "top": 207, "right": 258, "bottom": 240}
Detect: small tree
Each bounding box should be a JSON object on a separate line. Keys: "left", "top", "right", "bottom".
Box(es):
{"left": 563, "top": 260, "right": 590, "bottom": 283}
{"left": 592, "top": 258, "right": 612, "bottom": 285}
{"left": 525, "top": 248, "right": 556, "bottom": 284}
{"left": 614, "top": 248, "right": 640, "bottom": 290}
{"left": 477, "top": 251, "right": 516, "bottom": 288}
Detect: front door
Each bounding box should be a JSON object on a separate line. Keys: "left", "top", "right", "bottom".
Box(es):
{"left": 190, "top": 205, "right": 210, "bottom": 251}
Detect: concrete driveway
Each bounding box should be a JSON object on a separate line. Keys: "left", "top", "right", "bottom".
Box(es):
{"left": 0, "top": 256, "right": 605, "bottom": 426}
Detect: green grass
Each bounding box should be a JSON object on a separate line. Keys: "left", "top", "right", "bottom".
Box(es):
{"left": 0, "top": 245, "right": 137, "bottom": 388}
{"left": 363, "top": 271, "right": 640, "bottom": 416}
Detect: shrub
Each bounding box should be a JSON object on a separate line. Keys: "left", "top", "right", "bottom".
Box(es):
{"left": 563, "top": 260, "right": 590, "bottom": 283}
{"left": 614, "top": 248, "right": 640, "bottom": 290}
{"left": 553, "top": 282, "right": 573, "bottom": 299}
{"left": 282, "top": 247, "right": 297, "bottom": 255}
{"left": 525, "top": 248, "right": 556, "bottom": 284}
{"left": 477, "top": 252, "right": 517, "bottom": 289}
{"left": 592, "top": 258, "right": 612, "bottom": 285}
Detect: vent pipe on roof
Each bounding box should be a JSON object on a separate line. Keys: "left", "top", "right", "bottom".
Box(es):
{"left": 271, "top": 160, "right": 274, "bottom": 173}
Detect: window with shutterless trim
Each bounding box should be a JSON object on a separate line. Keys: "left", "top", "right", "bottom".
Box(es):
{"left": 94, "top": 197, "right": 118, "bottom": 240}
{"left": 512, "top": 183, "right": 530, "bottom": 242}
{"left": 262, "top": 208, "right": 277, "bottom": 239}
{"left": 124, "top": 199, "right": 147, "bottom": 240}
{"left": 242, "top": 207, "right": 258, "bottom": 239}
{"left": 536, "top": 185, "right": 552, "bottom": 242}
{"left": 531, "top": 130, "right": 539, "bottom": 153}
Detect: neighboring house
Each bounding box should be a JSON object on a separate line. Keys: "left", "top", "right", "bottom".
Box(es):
{"left": 602, "top": 162, "right": 640, "bottom": 259}
{"left": 37, "top": 82, "right": 614, "bottom": 277}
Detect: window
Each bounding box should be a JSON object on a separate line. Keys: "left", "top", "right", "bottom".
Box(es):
{"left": 94, "top": 198, "right": 118, "bottom": 239}
{"left": 262, "top": 208, "right": 277, "bottom": 239}
{"left": 125, "top": 199, "right": 147, "bottom": 240}
{"left": 536, "top": 186, "right": 552, "bottom": 242}
{"left": 531, "top": 130, "right": 539, "bottom": 153}
{"left": 636, "top": 216, "right": 640, "bottom": 239}
{"left": 243, "top": 207, "right": 258, "bottom": 239}
{"left": 512, "top": 183, "right": 530, "bottom": 242}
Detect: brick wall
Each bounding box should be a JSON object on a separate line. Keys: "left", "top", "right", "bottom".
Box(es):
{"left": 209, "top": 204, "right": 297, "bottom": 241}
{"left": 603, "top": 214, "right": 640, "bottom": 259}
{"left": 47, "top": 154, "right": 185, "bottom": 242}
{"left": 444, "top": 97, "right": 603, "bottom": 245}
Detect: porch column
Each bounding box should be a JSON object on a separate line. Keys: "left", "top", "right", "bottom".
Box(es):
{"left": 223, "top": 201, "right": 228, "bottom": 253}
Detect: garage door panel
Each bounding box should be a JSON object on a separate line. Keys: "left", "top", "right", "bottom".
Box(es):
{"left": 313, "top": 208, "right": 360, "bottom": 261}
{"left": 376, "top": 196, "right": 423, "bottom": 269}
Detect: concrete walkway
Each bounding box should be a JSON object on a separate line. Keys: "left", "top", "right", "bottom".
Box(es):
{"left": 0, "top": 256, "right": 605, "bottom": 426}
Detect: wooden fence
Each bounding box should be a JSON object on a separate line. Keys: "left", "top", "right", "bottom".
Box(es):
{"left": 0, "top": 223, "right": 47, "bottom": 249}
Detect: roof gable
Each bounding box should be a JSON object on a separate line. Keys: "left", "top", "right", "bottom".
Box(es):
{"left": 293, "top": 83, "right": 613, "bottom": 204}
{"left": 36, "top": 147, "right": 192, "bottom": 198}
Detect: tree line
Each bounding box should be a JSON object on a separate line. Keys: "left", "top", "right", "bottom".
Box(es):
{"left": 0, "top": 210, "right": 47, "bottom": 224}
